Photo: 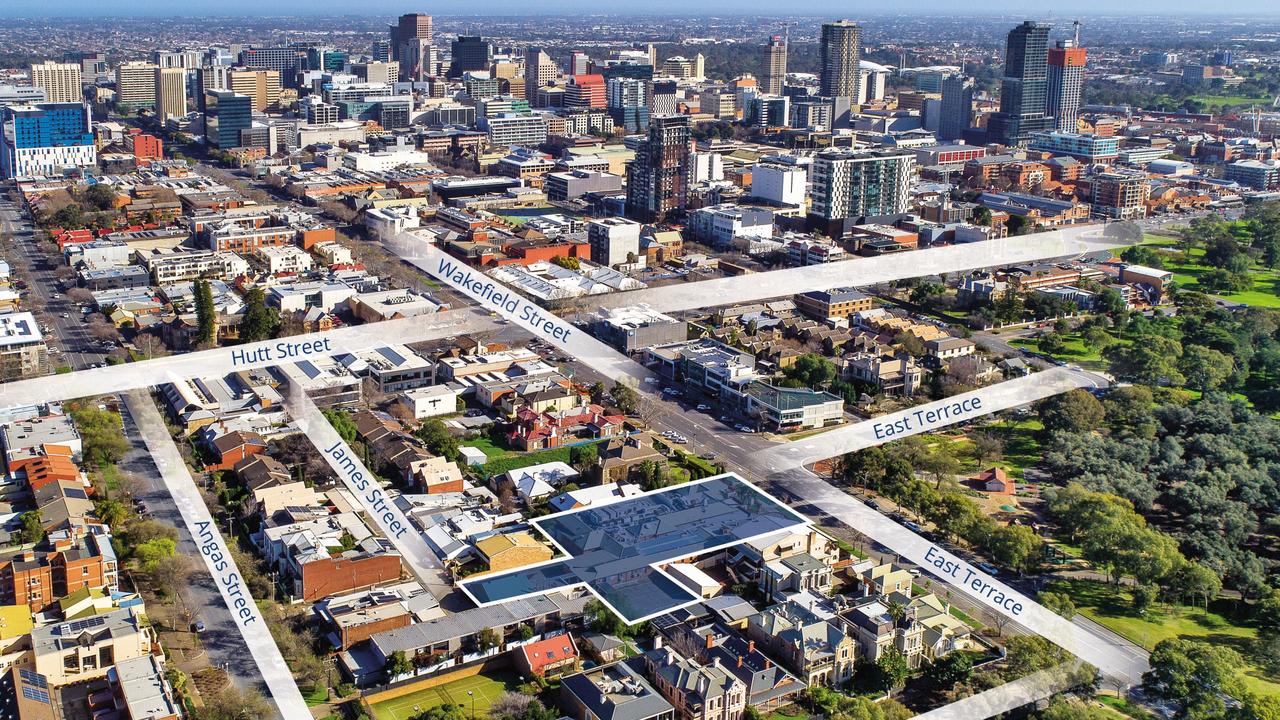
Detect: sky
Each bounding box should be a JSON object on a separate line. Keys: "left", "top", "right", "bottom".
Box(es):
{"left": 4, "top": 0, "right": 1280, "bottom": 16}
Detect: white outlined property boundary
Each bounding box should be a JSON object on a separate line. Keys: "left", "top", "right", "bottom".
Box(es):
{"left": 457, "top": 472, "right": 812, "bottom": 624}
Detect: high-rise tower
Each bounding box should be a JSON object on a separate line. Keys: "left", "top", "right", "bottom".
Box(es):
{"left": 763, "top": 35, "right": 787, "bottom": 95}
{"left": 987, "top": 20, "right": 1053, "bottom": 146}
{"left": 1047, "top": 36, "right": 1086, "bottom": 133}
{"left": 819, "top": 20, "right": 861, "bottom": 127}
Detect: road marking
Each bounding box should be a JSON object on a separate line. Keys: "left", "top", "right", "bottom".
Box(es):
{"left": 281, "top": 385, "right": 454, "bottom": 598}
{"left": 0, "top": 309, "right": 497, "bottom": 411}
{"left": 754, "top": 367, "right": 1097, "bottom": 471}
{"left": 123, "top": 390, "right": 310, "bottom": 719}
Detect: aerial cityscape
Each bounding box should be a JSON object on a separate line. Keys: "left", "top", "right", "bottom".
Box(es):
{"left": 0, "top": 5, "right": 1278, "bottom": 720}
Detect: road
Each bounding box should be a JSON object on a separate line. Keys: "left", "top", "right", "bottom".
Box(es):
{"left": 0, "top": 199, "right": 109, "bottom": 372}
{"left": 118, "top": 397, "right": 273, "bottom": 698}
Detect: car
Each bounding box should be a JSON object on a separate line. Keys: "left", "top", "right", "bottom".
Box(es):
{"left": 719, "top": 416, "right": 731, "bottom": 423}
{"left": 696, "top": 404, "right": 711, "bottom": 412}
{"left": 867, "top": 500, "right": 885, "bottom": 511}
{"left": 60, "top": 313, "right": 70, "bottom": 318}
{"left": 976, "top": 563, "right": 1000, "bottom": 576}
{"left": 698, "top": 453, "right": 716, "bottom": 460}
{"left": 908, "top": 568, "right": 922, "bottom": 577}
{"left": 734, "top": 424, "right": 746, "bottom": 431}
{"left": 672, "top": 436, "right": 688, "bottom": 444}
{"left": 192, "top": 620, "right": 206, "bottom": 633}
{"left": 644, "top": 377, "right": 659, "bottom": 384}
{"left": 903, "top": 521, "right": 923, "bottom": 532}
{"left": 741, "top": 427, "right": 756, "bottom": 433}
{"left": 464, "top": 409, "right": 484, "bottom": 417}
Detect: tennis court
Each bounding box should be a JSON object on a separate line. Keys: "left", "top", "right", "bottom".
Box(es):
{"left": 370, "top": 670, "right": 522, "bottom": 720}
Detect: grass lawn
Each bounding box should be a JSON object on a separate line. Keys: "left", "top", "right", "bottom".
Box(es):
{"left": 965, "top": 418, "right": 1043, "bottom": 481}
{"left": 1097, "top": 695, "right": 1157, "bottom": 719}
{"left": 1187, "top": 93, "right": 1275, "bottom": 108}
{"left": 477, "top": 440, "right": 605, "bottom": 479}
{"left": 1010, "top": 334, "right": 1106, "bottom": 369}
{"left": 369, "top": 671, "right": 523, "bottom": 720}
{"left": 1124, "top": 237, "right": 1280, "bottom": 308}
{"left": 764, "top": 705, "right": 809, "bottom": 720}
{"left": 303, "top": 684, "right": 329, "bottom": 706}
{"left": 1049, "top": 579, "right": 1279, "bottom": 698}
{"left": 461, "top": 436, "right": 512, "bottom": 459}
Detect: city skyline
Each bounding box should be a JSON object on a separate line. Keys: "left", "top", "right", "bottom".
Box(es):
{"left": 6, "top": 1, "right": 1280, "bottom": 16}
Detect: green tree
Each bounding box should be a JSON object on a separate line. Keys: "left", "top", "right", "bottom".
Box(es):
{"left": 1037, "top": 389, "right": 1106, "bottom": 435}
{"left": 926, "top": 651, "right": 973, "bottom": 688}
{"left": 71, "top": 404, "right": 130, "bottom": 466}
{"left": 135, "top": 537, "right": 177, "bottom": 572}
{"left": 608, "top": 381, "right": 639, "bottom": 414}
{"left": 85, "top": 183, "right": 118, "bottom": 211}
{"left": 16, "top": 510, "right": 43, "bottom": 544}
{"left": 323, "top": 409, "right": 359, "bottom": 444}
{"left": 1104, "top": 335, "right": 1185, "bottom": 386}
{"left": 413, "top": 704, "right": 468, "bottom": 720}
{"left": 587, "top": 381, "right": 606, "bottom": 405}
{"left": 1178, "top": 345, "right": 1233, "bottom": 393}
{"left": 1038, "top": 590, "right": 1076, "bottom": 619}
{"left": 784, "top": 354, "right": 838, "bottom": 389}
{"left": 417, "top": 418, "right": 461, "bottom": 461}
{"left": 94, "top": 497, "right": 128, "bottom": 529}
{"left": 551, "top": 255, "right": 580, "bottom": 270}
{"left": 569, "top": 443, "right": 598, "bottom": 471}
{"left": 988, "top": 524, "right": 1042, "bottom": 574}
{"left": 194, "top": 279, "right": 217, "bottom": 347}
{"left": 1120, "top": 245, "right": 1166, "bottom": 269}
{"left": 1143, "top": 639, "right": 1243, "bottom": 720}
{"left": 384, "top": 649, "right": 413, "bottom": 678}
{"left": 240, "top": 286, "right": 280, "bottom": 342}
{"left": 584, "top": 598, "right": 626, "bottom": 636}
{"left": 874, "top": 648, "right": 910, "bottom": 694}
{"left": 1174, "top": 562, "right": 1222, "bottom": 610}
{"left": 478, "top": 627, "right": 502, "bottom": 652}
{"left": 1036, "top": 700, "right": 1116, "bottom": 720}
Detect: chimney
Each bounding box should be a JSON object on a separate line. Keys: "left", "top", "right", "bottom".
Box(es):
{"left": 764, "top": 658, "right": 772, "bottom": 669}
{"left": 653, "top": 636, "right": 663, "bottom": 650}
{"left": 747, "top": 640, "right": 755, "bottom": 655}
{"left": 736, "top": 655, "right": 743, "bottom": 669}
{"left": 705, "top": 633, "right": 714, "bottom": 650}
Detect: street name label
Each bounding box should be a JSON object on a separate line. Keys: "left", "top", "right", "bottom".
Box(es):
{"left": 231, "top": 337, "right": 335, "bottom": 367}
{"left": 436, "top": 258, "right": 573, "bottom": 343}
{"left": 323, "top": 441, "right": 410, "bottom": 540}
{"left": 194, "top": 520, "right": 260, "bottom": 627}
{"left": 924, "top": 545, "right": 1024, "bottom": 616}
{"left": 873, "top": 397, "right": 984, "bottom": 440}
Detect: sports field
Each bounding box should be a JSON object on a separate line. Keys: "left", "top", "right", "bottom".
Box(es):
{"left": 369, "top": 671, "right": 523, "bottom": 720}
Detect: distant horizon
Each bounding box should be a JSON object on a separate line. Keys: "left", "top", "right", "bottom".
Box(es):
{"left": 4, "top": 3, "right": 1280, "bottom": 19}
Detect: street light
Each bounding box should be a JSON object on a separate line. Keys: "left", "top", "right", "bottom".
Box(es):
{"left": 467, "top": 689, "right": 475, "bottom": 720}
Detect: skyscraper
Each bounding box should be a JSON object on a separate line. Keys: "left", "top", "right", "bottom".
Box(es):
{"left": 819, "top": 20, "right": 861, "bottom": 127}
{"left": 449, "top": 36, "right": 492, "bottom": 79}
{"left": 228, "top": 69, "right": 280, "bottom": 112}
{"left": 939, "top": 73, "right": 974, "bottom": 141}
{"left": 29, "top": 61, "right": 82, "bottom": 104}
{"left": 987, "top": 20, "right": 1053, "bottom": 146}
{"left": 567, "top": 51, "right": 591, "bottom": 76}
{"left": 524, "top": 48, "right": 557, "bottom": 107}
{"left": 1, "top": 103, "right": 96, "bottom": 180}
{"left": 763, "top": 35, "right": 787, "bottom": 95}
{"left": 371, "top": 39, "right": 391, "bottom": 62}
{"left": 116, "top": 61, "right": 159, "bottom": 110}
{"left": 203, "top": 90, "right": 252, "bottom": 149}
{"left": 1047, "top": 40, "right": 1087, "bottom": 133}
{"left": 390, "top": 13, "right": 433, "bottom": 79}
{"left": 154, "top": 66, "right": 187, "bottom": 122}
{"left": 626, "top": 114, "right": 691, "bottom": 223}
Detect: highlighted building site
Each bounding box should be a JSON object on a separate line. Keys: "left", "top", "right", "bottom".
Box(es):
{"left": 461, "top": 473, "right": 809, "bottom": 623}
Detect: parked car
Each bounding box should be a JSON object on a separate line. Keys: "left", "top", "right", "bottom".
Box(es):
{"left": 976, "top": 562, "right": 1000, "bottom": 576}
{"left": 696, "top": 404, "right": 711, "bottom": 412}
{"left": 192, "top": 620, "right": 206, "bottom": 633}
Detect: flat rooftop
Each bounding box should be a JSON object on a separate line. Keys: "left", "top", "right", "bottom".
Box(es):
{"left": 461, "top": 473, "right": 809, "bottom": 623}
